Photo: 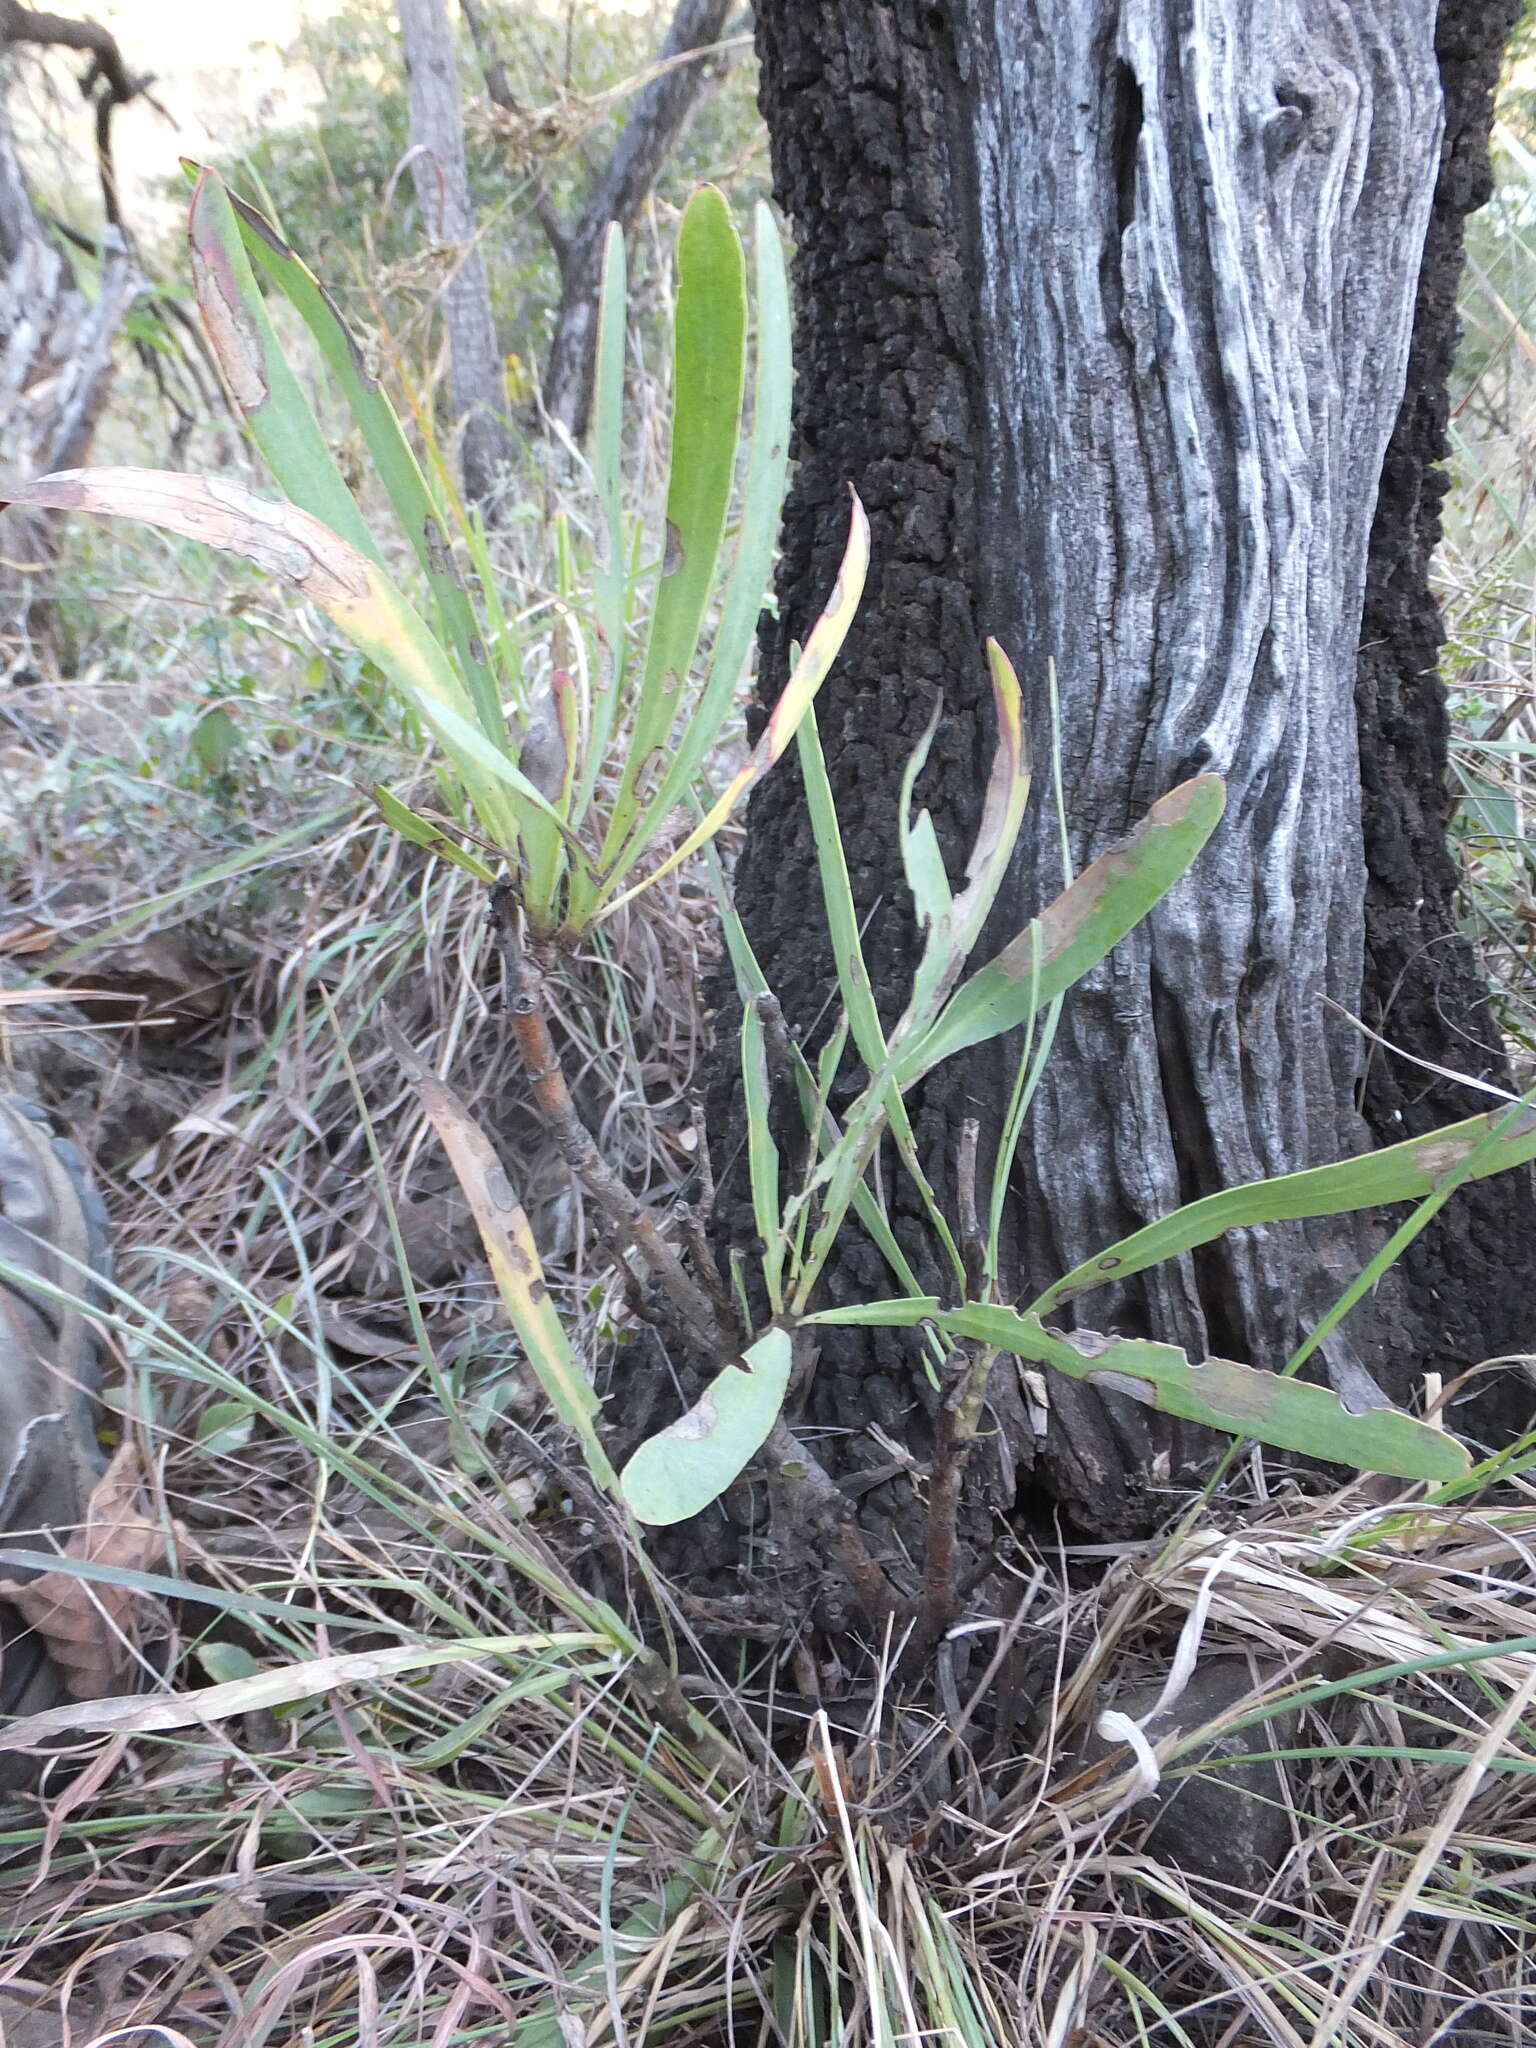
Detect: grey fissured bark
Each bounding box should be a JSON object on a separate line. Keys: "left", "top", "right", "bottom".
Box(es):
{"left": 398, "top": 0, "right": 515, "bottom": 510}
{"left": 716, "top": 2, "right": 1533, "bottom": 1539}
{"left": 0, "top": 63, "right": 139, "bottom": 675}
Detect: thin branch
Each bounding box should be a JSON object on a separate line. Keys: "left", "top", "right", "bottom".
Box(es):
{"left": 542, "top": 0, "right": 738, "bottom": 434}
{"left": 0, "top": 2, "right": 150, "bottom": 230}
{"left": 460, "top": 0, "right": 571, "bottom": 268}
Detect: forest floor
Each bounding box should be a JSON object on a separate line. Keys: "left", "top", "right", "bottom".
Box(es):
{"left": 1, "top": 106, "right": 1536, "bottom": 2048}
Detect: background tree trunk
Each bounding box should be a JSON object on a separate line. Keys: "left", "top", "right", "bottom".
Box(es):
{"left": 398, "top": 0, "right": 515, "bottom": 510}
{"left": 0, "top": 66, "right": 138, "bottom": 676}
{"left": 539, "top": 0, "right": 734, "bottom": 439}
{"left": 716, "top": 1, "right": 1530, "bottom": 1544}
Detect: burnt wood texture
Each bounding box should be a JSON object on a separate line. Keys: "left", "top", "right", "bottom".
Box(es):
{"left": 711, "top": 1, "right": 1531, "bottom": 1544}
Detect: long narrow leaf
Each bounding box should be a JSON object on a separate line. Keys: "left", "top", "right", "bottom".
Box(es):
{"left": 601, "top": 187, "right": 747, "bottom": 862}
{"left": 0, "top": 469, "right": 558, "bottom": 860}
{"left": 578, "top": 223, "right": 632, "bottom": 823}
{"left": 1033, "top": 1097, "right": 1536, "bottom": 1318}
{"left": 920, "top": 639, "right": 1031, "bottom": 1010}
{"left": 807, "top": 1299, "right": 1469, "bottom": 1482}
{"left": 369, "top": 785, "right": 498, "bottom": 882}
{"left": 598, "top": 490, "right": 870, "bottom": 916}
{"left": 709, "top": 851, "right": 929, "bottom": 1302}
{"left": 899, "top": 775, "right": 1225, "bottom": 1082}
{"left": 0, "top": 1632, "right": 604, "bottom": 1751}
{"left": 797, "top": 700, "right": 964, "bottom": 1291}
{"left": 385, "top": 1021, "right": 617, "bottom": 1492}
{"left": 799, "top": 703, "right": 885, "bottom": 1072}
{"left": 897, "top": 641, "right": 1032, "bottom": 1033}
{"left": 187, "top": 168, "right": 379, "bottom": 565}
{"left": 742, "top": 1002, "right": 786, "bottom": 1311}
{"left": 615, "top": 200, "right": 794, "bottom": 861}
{"left": 204, "top": 168, "right": 504, "bottom": 740}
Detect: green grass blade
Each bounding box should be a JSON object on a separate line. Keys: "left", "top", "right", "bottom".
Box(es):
{"left": 1279, "top": 1085, "right": 1536, "bottom": 1385}
{"left": 742, "top": 1002, "right": 787, "bottom": 1312}
{"left": 797, "top": 701, "right": 964, "bottom": 1288}
{"left": 707, "top": 847, "right": 927, "bottom": 1301}
{"left": 368, "top": 784, "right": 498, "bottom": 882}
{"left": 600, "top": 186, "right": 747, "bottom": 864}
{"left": 799, "top": 702, "right": 886, "bottom": 1072}
{"left": 1034, "top": 1093, "right": 1536, "bottom": 1318}
{"left": 808, "top": 1299, "right": 1469, "bottom": 1482}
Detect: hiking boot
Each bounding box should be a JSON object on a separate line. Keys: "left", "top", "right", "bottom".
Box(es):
{"left": 0, "top": 1095, "right": 111, "bottom": 1764}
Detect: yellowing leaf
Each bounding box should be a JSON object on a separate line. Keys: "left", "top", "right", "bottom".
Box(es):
{"left": 383, "top": 1018, "right": 617, "bottom": 1493}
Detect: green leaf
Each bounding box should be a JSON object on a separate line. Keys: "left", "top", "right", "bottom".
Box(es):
{"left": 186, "top": 168, "right": 379, "bottom": 566}
{"left": 1034, "top": 1097, "right": 1536, "bottom": 1317}
{"left": 196, "top": 1641, "right": 261, "bottom": 1685}
{"left": 207, "top": 168, "right": 505, "bottom": 742}
{"left": 794, "top": 700, "right": 965, "bottom": 1294}
{"left": 742, "top": 1004, "right": 786, "bottom": 1312}
{"left": 601, "top": 186, "right": 747, "bottom": 863}
{"left": 614, "top": 202, "right": 794, "bottom": 862}
{"left": 190, "top": 704, "right": 239, "bottom": 776}
{"left": 579, "top": 222, "right": 631, "bottom": 824}
{"left": 0, "top": 468, "right": 562, "bottom": 866}
{"left": 621, "top": 1328, "right": 794, "bottom": 1525}
{"left": 900, "top": 774, "right": 1225, "bottom": 1082}
{"left": 807, "top": 1299, "right": 1468, "bottom": 1482}
{"left": 708, "top": 851, "right": 929, "bottom": 1303}
{"left": 898, "top": 699, "right": 951, "bottom": 945}
{"left": 798, "top": 702, "right": 886, "bottom": 1072}
{"left": 911, "top": 638, "right": 1031, "bottom": 1021}
{"left": 599, "top": 490, "right": 869, "bottom": 916}
{"left": 196, "top": 1398, "right": 255, "bottom": 1454}
{"left": 369, "top": 784, "right": 499, "bottom": 882}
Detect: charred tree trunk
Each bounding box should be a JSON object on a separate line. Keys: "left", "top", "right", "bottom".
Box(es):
{"left": 1352, "top": 0, "right": 1536, "bottom": 1447}
{"left": 398, "top": 0, "right": 515, "bottom": 511}
{"left": 712, "top": 2, "right": 1530, "bottom": 1544}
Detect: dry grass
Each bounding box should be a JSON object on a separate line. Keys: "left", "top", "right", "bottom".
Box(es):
{"left": 6, "top": 1431, "right": 1536, "bottom": 2044}
{"left": 1, "top": 62, "right": 1536, "bottom": 2048}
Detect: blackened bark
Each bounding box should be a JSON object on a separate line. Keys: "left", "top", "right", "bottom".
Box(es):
{"left": 702, "top": 4, "right": 1004, "bottom": 1587}
{"left": 1354, "top": 0, "right": 1536, "bottom": 1442}
{"left": 704, "top": 1, "right": 1527, "bottom": 1558}
{"left": 398, "top": 0, "right": 515, "bottom": 510}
